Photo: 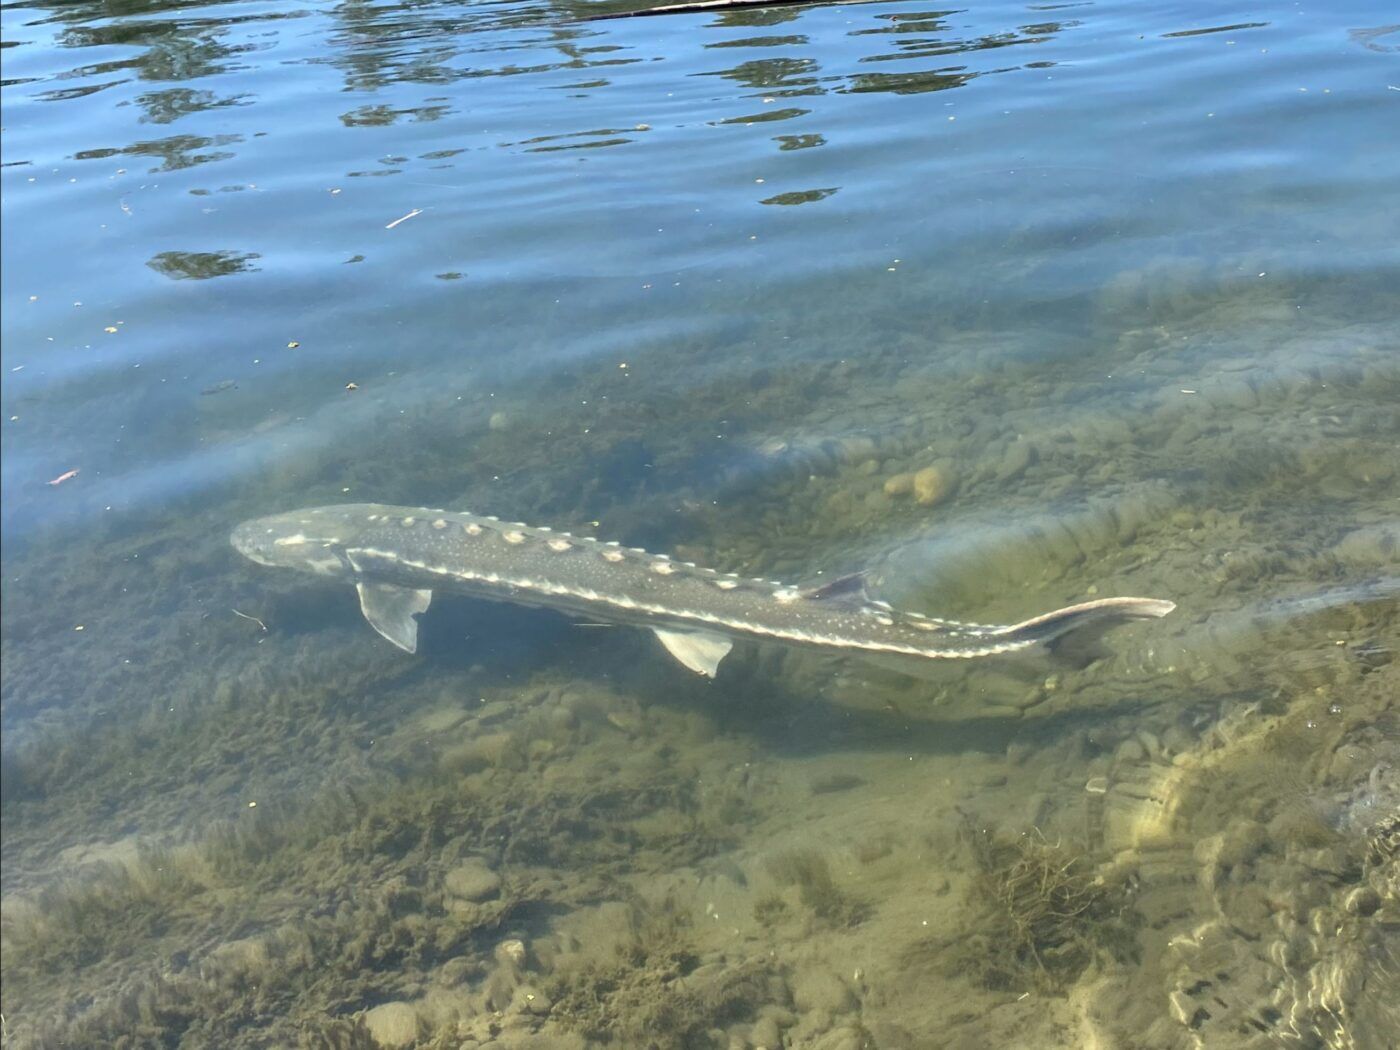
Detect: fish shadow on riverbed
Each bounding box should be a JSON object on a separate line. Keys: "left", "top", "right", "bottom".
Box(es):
{"left": 254, "top": 582, "right": 1161, "bottom": 761}
{"left": 418, "top": 597, "right": 594, "bottom": 671}
{"left": 418, "top": 600, "right": 1165, "bottom": 760}
{"left": 253, "top": 584, "right": 588, "bottom": 671}
{"left": 705, "top": 667, "right": 1161, "bottom": 762}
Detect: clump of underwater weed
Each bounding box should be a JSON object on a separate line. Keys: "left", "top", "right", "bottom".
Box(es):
{"left": 548, "top": 897, "right": 772, "bottom": 1048}
{"left": 1, "top": 852, "right": 206, "bottom": 977}
{"left": 765, "top": 847, "right": 868, "bottom": 927}
{"left": 951, "top": 809, "right": 1139, "bottom": 992}
{"left": 0, "top": 723, "right": 751, "bottom": 1046}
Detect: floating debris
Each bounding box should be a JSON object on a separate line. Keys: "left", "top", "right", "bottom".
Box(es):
{"left": 230, "top": 608, "right": 267, "bottom": 632}
{"left": 384, "top": 208, "right": 422, "bottom": 230}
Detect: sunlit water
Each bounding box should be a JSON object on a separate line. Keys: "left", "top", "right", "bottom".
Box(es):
{"left": 2, "top": 0, "right": 1397, "bottom": 1045}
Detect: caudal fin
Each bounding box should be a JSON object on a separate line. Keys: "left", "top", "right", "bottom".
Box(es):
{"left": 1002, "top": 596, "right": 1176, "bottom": 649}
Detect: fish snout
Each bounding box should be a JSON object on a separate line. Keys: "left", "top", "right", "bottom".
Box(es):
{"left": 231, "top": 509, "right": 363, "bottom": 578}
{"left": 231, "top": 520, "right": 281, "bottom": 567}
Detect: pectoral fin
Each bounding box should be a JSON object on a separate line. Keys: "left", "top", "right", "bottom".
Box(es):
{"left": 356, "top": 581, "right": 433, "bottom": 653}
{"left": 652, "top": 627, "right": 733, "bottom": 678}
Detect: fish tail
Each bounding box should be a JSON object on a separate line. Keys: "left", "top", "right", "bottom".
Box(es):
{"left": 1001, "top": 596, "right": 1176, "bottom": 646}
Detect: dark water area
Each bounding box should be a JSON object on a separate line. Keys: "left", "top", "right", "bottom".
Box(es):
{"left": 2, "top": 0, "right": 1398, "bottom": 1045}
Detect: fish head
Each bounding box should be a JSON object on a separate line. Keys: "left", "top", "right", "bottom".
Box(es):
{"left": 231, "top": 504, "right": 382, "bottom": 578}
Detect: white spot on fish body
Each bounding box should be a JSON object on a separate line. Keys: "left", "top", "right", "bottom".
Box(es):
{"left": 651, "top": 561, "right": 676, "bottom": 575}
{"left": 503, "top": 530, "right": 525, "bottom": 544}
{"left": 401, "top": 517, "right": 416, "bottom": 526}
{"left": 773, "top": 587, "right": 800, "bottom": 602}
{"left": 603, "top": 549, "right": 625, "bottom": 562}
{"left": 715, "top": 579, "right": 738, "bottom": 590}
{"left": 432, "top": 519, "right": 447, "bottom": 529}
{"left": 548, "top": 538, "right": 572, "bottom": 551}
{"left": 274, "top": 533, "right": 309, "bottom": 546}
{"left": 465, "top": 522, "right": 482, "bottom": 536}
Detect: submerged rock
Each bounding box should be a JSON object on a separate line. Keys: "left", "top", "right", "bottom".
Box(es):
{"left": 1332, "top": 522, "right": 1399, "bottom": 566}
{"left": 913, "top": 463, "right": 956, "bottom": 507}
{"left": 445, "top": 858, "right": 502, "bottom": 902}
{"left": 882, "top": 472, "right": 914, "bottom": 497}
{"left": 790, "top": 968, "right": 857, "bottom": 1015}
{"left": 881, "top": 462, "right": 958, "bottom": 506}
{"left": 996, "top": 439, "right": 1037, "bottom": 482}
{"left": 362, "top": 1001, "right": 419, "bottom": 1048}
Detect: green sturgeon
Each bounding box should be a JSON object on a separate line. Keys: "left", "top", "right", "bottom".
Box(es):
{"left": 232, "top": 503, "right": 1174, "bottom": 677}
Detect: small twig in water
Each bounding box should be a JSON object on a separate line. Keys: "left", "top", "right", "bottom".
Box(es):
{"left": 231, "top": 608, "right": 267, "bottom": 632}
{"left": 385, "top": 208, "right": 422, "bottom": 229}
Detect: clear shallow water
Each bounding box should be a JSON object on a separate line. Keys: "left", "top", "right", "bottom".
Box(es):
{"left": 2, "top": 0, "right": 1397, "bottom": 1046}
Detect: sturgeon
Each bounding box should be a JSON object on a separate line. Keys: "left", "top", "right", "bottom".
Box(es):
{"left": 231, "top": 503, "right": 1174, "bottom": 677}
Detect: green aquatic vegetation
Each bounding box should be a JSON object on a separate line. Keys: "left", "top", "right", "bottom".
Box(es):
{"left": 549, "top": 901, "right": 770, "bottom": 1048}
{"left": 954, "top": 812, "right": 1138, "bottom": 993}
{"left": 1, "top": 734, "right": 738, "bottom": 1045}
{"left": 299, "top": 1017, "right": 383, "bottom": 1050}
{"left": 2, "top": 838, "right": 521, "bottom": 1047}
{"left": 766, "top": 848, "right": 867, "bottom": 927}
{"left": 752, "top": 892, "right": 790, "bottom": 928}
{"left": 1, "top": 647, "right": 418, "bottom": 882}
{"left": 1, "top": 858, "right": 204, "bottom": 975}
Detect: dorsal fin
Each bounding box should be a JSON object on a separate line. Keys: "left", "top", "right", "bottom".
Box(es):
{"left": 800, "top": 572, "right": 870, "bottom": 604}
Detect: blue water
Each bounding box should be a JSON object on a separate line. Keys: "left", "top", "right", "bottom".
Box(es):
{"left": 3, "top": 0, "right": 1398, "bottom": 1045}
